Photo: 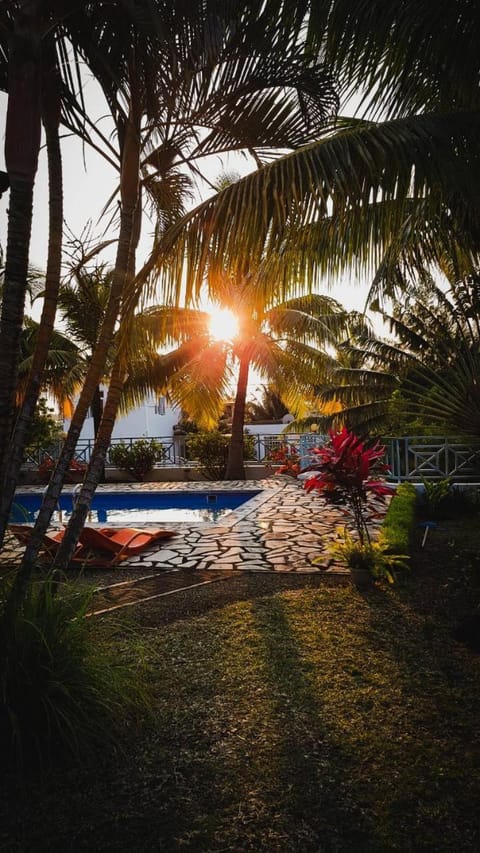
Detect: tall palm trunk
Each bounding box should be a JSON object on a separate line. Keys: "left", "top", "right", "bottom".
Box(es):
{"left": 15, "top": 99, "right": 141, "bottom": 598}
{"left": 0, "top": 40, "right": 62, "bottom": 546}
{"left": 0, "top": 5, "right": 42, "bottom": 486}
{"left": 52, "top": 193, "right": 142, "bottom": 568}
{"left": 91, "top": 384, "right": 105, "bottom": 482}
{"left": 52, "top": 356, "right": 128, "bottom": 568}
{"left": 225, "top": 350, "right": 250, "bottom": 480}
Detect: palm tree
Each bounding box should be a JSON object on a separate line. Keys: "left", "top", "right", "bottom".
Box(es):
{"left": 0, "top": 1, "right": 43, "bottom": 480}
{"left": 123, "top": 286, "right": 356, "bottom": 479}
{"left": 0, "top": 0, "right": 162, "bottom": 556}
{"left": 312, "top": 273, "right": 480, "bottom": 439}
{"left": 245, "top": 385, "right": 290, "bottom": 422}
{"left": 0, "top": 36, "right": 69, "bottom": 545}
{"left": 17, "top": 317, "right": 83, "bottom": 413}
{"left": 56, "top": 265, "right": 114, "bottom": 435}
{"left": 48, "top": 2, "right": 342, "bottom": 568}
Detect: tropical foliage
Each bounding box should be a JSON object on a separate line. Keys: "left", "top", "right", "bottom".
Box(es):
{"left": 326, "top": 528, "right": 406, "bottom": 584}
{"left": 108, "top": 439, "right": 166, "bottom": 482}
{"left": 269, "top": 444, "right": 301, "bottom": 477}
{"left": 147, "top": 2, "right": 480, "bottom": 407}
{"left": 0, "top": 576, "right": 150, "bottom": 769}
{"left": 0, "top": 1, "right": 342, "bottom": 574}
{"left": 129, "top": 288, "right": 357, "bottom": 479}
{"left": 186, "top": 431, "right": 255, "bottom": 481}
{"left": 313, "top": 273, "right": 480, "bottom": 437}
{"left": 245, "top": 385, "right": 290, "bottom": 423}
{"left": 303, "top": 428, "right": 393, "bottom": 545}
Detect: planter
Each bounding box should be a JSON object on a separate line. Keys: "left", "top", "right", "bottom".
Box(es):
{"left": 349, "top": 568, "right": 374, "bottom": 590}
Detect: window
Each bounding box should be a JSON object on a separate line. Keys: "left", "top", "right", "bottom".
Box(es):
{"left": 154, "top": 396, "right": 166, "bottom": 416}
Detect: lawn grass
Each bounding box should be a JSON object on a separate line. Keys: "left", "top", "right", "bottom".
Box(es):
{"left": 1, "top": 516, "right": 480, "bottom": 852}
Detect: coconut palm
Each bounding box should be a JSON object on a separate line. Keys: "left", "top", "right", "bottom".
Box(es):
{"left": 0, "top": 1, "right": 43, "bottom": 478}
{"left": 245, "top": 385, "right": 290, "bottom": 423}
{"left": 311, "top": 273, "right": 480, "bottom": 439}
{"left": 49, "top": 3, "right": 342, "bottom": 568}
{"left": 121, "top": 285, "right": 358, "bottom": 479}
{"left": 17, "top": 317, "right": 83, "bottom": 413}
{"left": 0, "top": 0, "right": 166, "bottom": 558}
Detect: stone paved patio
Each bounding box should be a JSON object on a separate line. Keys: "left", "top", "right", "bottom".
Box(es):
{"left": 15, "top": 478, "right": 390, "bottom": 577}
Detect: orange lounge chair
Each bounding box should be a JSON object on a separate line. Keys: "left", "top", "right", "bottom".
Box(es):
{"left": 8, "top": 524, "right": 100, "bottom": 566}
{"left": 78, "top": 525, "right": 178, "bottom": 559}
{"left": 9, "top": 524, "right": 177, "bottom": 568}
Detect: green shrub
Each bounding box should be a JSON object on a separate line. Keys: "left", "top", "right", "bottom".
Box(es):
{"left": 109, "top": 439, "right": 166, "bottom": 481}
{"left": 324, "top": 528, "right": 408, "bottom": 584}
{"left": 186, "top": 431, "right": 256, "bottom": 480}
{"left": 0, "top": 577, "right": 150, "bottom": 770}
{"left": 421, "top": 476, "right": 453, "bottom": 519}
{"left": 421, "top": 481, "right": 480, "bottom": 519}
{"left": 382, "top": 482, "right": 417, "bottom": 557}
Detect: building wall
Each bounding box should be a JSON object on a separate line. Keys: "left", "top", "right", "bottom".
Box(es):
{"left": 64, "top": 391, "right": 181, "bottom": 441}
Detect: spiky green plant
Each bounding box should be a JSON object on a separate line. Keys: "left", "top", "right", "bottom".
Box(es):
{"left": 0, "top": 576, "right": 150, "bottom": 770}
{"left": 325, "top": 528, "right": 408, "bottom": 584}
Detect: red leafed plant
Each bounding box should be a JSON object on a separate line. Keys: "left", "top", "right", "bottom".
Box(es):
{"left": 38, "top": 456, "right": 87, "bottom": 484}
{"left": 303, "top": 428, "right": 393, "bottom": 544}
{"left": 268, "top": 444, "right": 300, "bottom": 477}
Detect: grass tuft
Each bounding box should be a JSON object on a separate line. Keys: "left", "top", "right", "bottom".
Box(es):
{"left": 0, "top": 574, "right": 151, "bottom": 770}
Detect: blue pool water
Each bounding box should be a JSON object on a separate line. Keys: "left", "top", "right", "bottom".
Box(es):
{"left": 11, "top": 490, "right": 260, "bottom": 525}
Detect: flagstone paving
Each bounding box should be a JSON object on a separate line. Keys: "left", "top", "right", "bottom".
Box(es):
{"left": 15, "top": 478, "right": 391, "bottom": 577}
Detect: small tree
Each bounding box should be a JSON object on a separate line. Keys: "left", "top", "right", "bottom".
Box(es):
{"left": 24, "top": 398, "right": 63, "bottom": 457}
{"left": 109, "top": 440, "right": 165, "bottom": 482}
{"left": 303, "top": 428, "right": 392, "bottom": 545}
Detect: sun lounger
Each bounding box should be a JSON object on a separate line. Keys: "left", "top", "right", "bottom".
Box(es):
{"left": 8, "top": 524, "right": 99, "bottom": 566}
{"left": 78, "top": 525, "right": 178, "bottom": 558}
{"left": 8, "top": 523, "right": 173, "bottom": 568}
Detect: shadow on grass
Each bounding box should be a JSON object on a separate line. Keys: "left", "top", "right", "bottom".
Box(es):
{"left": 245, "top": 593, "right": 377, "bottom": 852}
{"left": 352, "top": 574, "right": 480, "bottom": 852}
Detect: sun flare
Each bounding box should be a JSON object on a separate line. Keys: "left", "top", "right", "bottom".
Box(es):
{"left": 208, "top": 308, "right": 239, "bottom": 342}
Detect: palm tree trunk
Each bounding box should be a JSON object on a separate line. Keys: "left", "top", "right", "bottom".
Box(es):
{"left": 0, "top": 41, "right": 62, "bottom": 546}
{"left": 225, "top": 351, "right": 250, "bottom": 480}
{"left": 51, "top": 358, "right": 127, "bottom": 568}
{"left": 52, "top": 175, "right": 143, "bottom": 568}
{"left": 0, "top": 6, "right": 42, "bottom": 487}
{"left": 91, "top": 384, "right": 105, "bottom": 482}
{"left": 15, "top": 96, "right": 141, "bottom": 597}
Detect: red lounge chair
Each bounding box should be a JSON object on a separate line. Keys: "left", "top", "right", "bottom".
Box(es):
{"left": 9, "top": 524, "right": 177, "bottom": 568}
{"left": 78, "top": 526, "right": 178, "bottom": 558}
{"left": 8, "top": 524, "right": 99, "bottom": 566}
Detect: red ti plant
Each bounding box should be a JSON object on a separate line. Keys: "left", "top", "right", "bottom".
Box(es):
{"left": 269, "top": 443, "right": 300, "bottom": 477}
{"left": 302, "top": 428, "right": 393, "bottom": 544}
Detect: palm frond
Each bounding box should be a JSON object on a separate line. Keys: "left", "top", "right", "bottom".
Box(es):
{"left": 144, "top": 111, "right": 480, "bottom": 305}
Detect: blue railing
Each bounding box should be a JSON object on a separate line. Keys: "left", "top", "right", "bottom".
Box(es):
{"left": 22, "top": 434, "right": 480, "bottom": 481}
{"left": 385, "top": 436, "right": 480, "bottom": 481}
{"left": 22, "top": 433, "right": 305, "bottom": 467}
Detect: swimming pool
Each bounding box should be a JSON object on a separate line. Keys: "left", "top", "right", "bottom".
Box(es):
{"left": 11, "top": 490, "right": 260, "bottom": 525}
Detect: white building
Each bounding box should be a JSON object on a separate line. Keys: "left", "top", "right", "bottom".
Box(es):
{"left": 65, "top": 392, "right": 181, "bottom": 442}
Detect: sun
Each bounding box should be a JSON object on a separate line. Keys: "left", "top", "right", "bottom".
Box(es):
{"left": 208, "top": 308, "right": 239, "bottom": 342}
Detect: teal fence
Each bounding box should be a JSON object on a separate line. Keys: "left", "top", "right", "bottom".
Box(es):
{"left": 22, "top": 434, "right": 480, "bottom": 481}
